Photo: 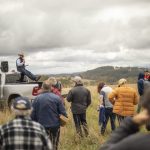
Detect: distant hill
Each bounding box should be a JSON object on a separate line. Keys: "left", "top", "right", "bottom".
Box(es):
{"left": 47, "top": 66, "right": 146, "bottom": 85}
{"left": 80, "top": 66, "right": 145, "bottom": 84}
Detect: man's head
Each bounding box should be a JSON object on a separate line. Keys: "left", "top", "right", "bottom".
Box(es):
{"left": 41, "top": 80, "right": 51, "bottom": 91}
{"left": 118, "top": 78, "right": 127, "bottom": 87}
{"left": 72, "top": 76, "right": 83, "bottom": 85}
{"left": 12, "top": 96, "right": 32, "bottom": 116}
{"left": 138, "top": 72, "right": 145, "bottom": 80}
{"left": 18, "top": 52, "right": 24, "bottom": 58}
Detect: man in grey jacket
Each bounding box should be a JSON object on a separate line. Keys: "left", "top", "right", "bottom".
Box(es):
{"left": 67, "top": 76, "right": 91, "bottom": 137}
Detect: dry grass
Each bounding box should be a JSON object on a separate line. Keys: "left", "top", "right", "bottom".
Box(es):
{"left": 0, "top": 84, "right": 137, "bottom": 150}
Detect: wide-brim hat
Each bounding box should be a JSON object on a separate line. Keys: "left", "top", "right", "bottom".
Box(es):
{"left": 18, "top": 52, "right": 24, "bottom": 57}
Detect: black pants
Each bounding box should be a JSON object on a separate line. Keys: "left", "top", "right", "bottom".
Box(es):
{"left": 117, "top": 115, "right": 126, "bottom": 126}
{"left": 45, "top": 127, "right": 60, "bottom": 150}
{"left": 73, "top": 113, "right": 89, "bottom": 137}
{"left": 101, "top": 108, "right": 116, "bottom": 135}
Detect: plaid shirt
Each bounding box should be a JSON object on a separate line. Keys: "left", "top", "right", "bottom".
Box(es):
{"left": 0, "top": 116, "right": 52, "bottom": 150}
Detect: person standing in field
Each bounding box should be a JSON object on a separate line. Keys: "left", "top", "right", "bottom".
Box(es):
{"left": 47, "top": 77, "right": 65, "bottom": 105}
{"left": 0, "top": 96, "right": 52, "bottom": 150}
{"left": 109, "top": 78, "right": 138, "bottom": 125}
{"left": 144, "top": 70, "right": 150, "bottom": 81}
{"left": 98, "top": 82, "right": 116, "bottom": 135}
{"left": 137, "top": 73, "right": 145, "bottom": 113}
{"left": 67, "top": 76, "right": 91, "bottom": 137}
{"left": 31, "top": 80, "right": 67, "bottom": 150}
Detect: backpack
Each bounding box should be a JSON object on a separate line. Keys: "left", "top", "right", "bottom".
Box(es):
{"left": 54, "top": 81, "right": 62, "bottom": 92}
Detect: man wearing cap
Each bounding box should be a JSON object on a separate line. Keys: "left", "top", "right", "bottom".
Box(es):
{"left": 0, "top": 96, "right": 52, "bottom": 150}
{"left": 109, "top": 78, "right": 138, "bottom": 125}
{"left": 67, "top": 76, "right": 91, "bottom": 137}
{"left": 31, "top": 80, "right": 67, "bottom": 150}
{"left": 16, "top": 52, "right": 41, "bottom": 82}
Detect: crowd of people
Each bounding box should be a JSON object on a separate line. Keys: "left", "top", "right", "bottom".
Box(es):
{"left": 0, "top": 53, "right": 150, "bottom": 150}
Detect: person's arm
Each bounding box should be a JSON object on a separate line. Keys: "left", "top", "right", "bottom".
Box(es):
{"left": 67, "top": 90, "right": 73, "bottom": 102}
{"left": 99, "top": 91, "right": 105, "bottom": 106}
{"left": 137, "top": 80, "right": 144, "bottom": 96}
{"left": 30, "top": 98, "right": 38, "bottom": 121}
{"left": 58, "top": 98, "right": 67, "bottom": 117}
{"left": 87, "top": 90, "right": 91, "bottom": 107}
{"left": 16, "top": 58, "right": 25, "bottom": 66}
{"left": 100, "top": 110, "right": 150, "bottom": 150}
{"left": 133, "top": 91, "right": 138, "bottom": 105}
{"left": 108, "top": 89, "right": 117, "bottom": 104}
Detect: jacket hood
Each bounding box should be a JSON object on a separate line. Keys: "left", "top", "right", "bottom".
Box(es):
{"left": 138, "top": 73, "right": 145, "bottom": 80}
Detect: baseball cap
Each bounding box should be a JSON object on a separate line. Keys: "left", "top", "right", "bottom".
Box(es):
{"left": 13, "top": 97, "right": 31, "bottom": 110}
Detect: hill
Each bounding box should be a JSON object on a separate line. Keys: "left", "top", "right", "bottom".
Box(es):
{"left": 80, "top": 66, "right": 144, "bottom": 84}
{"left": 47, "top": 66, "right": 146, "bottom": 85}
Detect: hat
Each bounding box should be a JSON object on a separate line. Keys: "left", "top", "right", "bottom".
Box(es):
{"left": 72, "top": 76, "right": 82, "bottom": 84}
{"left": 13, "top": 97, "right": 31, "bottom": 110}
{"left": 118, "top": 78, "right": 127, "bottom": 87}
{"left": 18, "top": 52, "right": 24, "bottom": 57}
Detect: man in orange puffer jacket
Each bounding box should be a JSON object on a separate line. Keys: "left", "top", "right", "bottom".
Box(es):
{"left": 109, "top": 78, "right": 138, "bottom": 125}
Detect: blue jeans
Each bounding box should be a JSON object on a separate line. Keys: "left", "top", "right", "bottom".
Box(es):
{"left": 18, "top": 67, "right": 36, "bottom": 81}
{"left": 100, "top": 108, "right": 116, "bottom": 134}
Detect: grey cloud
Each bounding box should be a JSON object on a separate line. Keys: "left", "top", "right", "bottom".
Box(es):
{"left": 0, "top": 0, "right": 150, "bottom": 73}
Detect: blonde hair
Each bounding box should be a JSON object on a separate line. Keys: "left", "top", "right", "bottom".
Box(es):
{"left": 118, "top": 78, "right": 127, "bottom": 87}
{"left": 47, "top": 77, "right": 57, "bottom": 86}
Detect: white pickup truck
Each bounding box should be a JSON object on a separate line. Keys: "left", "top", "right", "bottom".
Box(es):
{"left": 0, "top": 61, "right": 42, "bottom": 107}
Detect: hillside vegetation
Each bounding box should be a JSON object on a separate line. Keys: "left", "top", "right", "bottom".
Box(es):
{"left": 81, "top": 66, "right": 144, "bottom": 84}
{"left": 50, "top": 66, "right": 145, "bottom": 85}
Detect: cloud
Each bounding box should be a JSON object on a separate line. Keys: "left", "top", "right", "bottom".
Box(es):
{"left": 0, "top": 0, "right": 150, "bottom": 73}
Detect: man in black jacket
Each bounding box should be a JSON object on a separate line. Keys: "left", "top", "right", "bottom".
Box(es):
{"left": 100, "top": 88, "right": 150, "bottom": 150}
{"left": 67, "top": 76, "right": 91, "bottom": 137}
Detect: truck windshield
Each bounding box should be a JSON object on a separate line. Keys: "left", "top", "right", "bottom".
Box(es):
{"left": 5, "top": 74, "right": 27, "bottom": 83}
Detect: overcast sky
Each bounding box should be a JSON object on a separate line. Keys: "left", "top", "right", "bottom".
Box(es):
{"left": 0, "top": 0, "right": 150, "bottom": 74}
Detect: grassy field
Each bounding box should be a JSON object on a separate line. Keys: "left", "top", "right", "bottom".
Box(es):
{"left": 0, "top": 84, "right": 137, "bottom": 150}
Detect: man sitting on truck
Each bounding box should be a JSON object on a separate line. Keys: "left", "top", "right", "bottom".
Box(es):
{"left": 16, "top": 52, "right": 41, "bottom": 82}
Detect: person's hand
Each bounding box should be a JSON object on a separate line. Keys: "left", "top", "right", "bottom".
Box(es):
{"left": 133, "top": 109, "right": 150, "bottom": 126}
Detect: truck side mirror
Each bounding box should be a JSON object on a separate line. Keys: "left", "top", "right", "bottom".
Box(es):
{"left": 1, "top": 61, "right": 9, "bottom": 73}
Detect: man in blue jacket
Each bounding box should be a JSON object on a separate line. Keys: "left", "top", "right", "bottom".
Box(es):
{"left": 31, "top": 80, "right": 67, "bottom": 150}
